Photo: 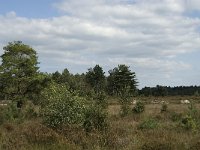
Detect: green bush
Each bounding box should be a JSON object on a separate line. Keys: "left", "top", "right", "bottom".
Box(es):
{"left": 181, "top": 115, "right": 197, "bottom": 131}
{"left": 41, "top": 83, "right": 86, "bottom": 128}
{"left": 188, "top": 102, "right": 198, "bottom": 118}
{"left": 83, "top": 105, "right": 108, "bottom": 132}
{"left": 138, "top": 118, "right": 159, "bottom": 130}
{"left": 0, "top": 102, "right": 20, "bottom": 124}
{"left": 94, "top": 92, "right": 108, "bottom": 109}
{"left": 133, "top": 101, "right": 145, "bottom": 114}
{"left": 120, "top": 104, "right": 131, "bottom": 117}
{"left": 161, "top": 103, "right": 168, "bottom": 112}
{"left": 170, "top": 112, "right": 182, "bottom": 122}
{"left": 21, "top": 101, "right": 38, "bottom": 119}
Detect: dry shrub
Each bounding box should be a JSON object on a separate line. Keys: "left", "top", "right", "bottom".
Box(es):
{"left": 2, "top": 123, "right": 15, "bottom": 132}
{"left": 136, "top": 129, "right": 184, "bottom": 150}
{"left": 138, "top": 118, "right": 159, "bottom": 130}
{"left": 0, "top": 130, "right": 29, "bottom": 150}
{"left": 0, "top": 121, "right": 79, "bottom": 150}
{"left": 190, "top": 140, "right": 200, "bottom": 150}
{"left": 21, "top": 122, "right": 62, "bottom": 145}
{"left": 141, "top": 140, "right": 173, "bottom": 150}
{"left": 190, "top": 141, "right": 200, "bottom": 150}
{"left": 56, "top": 124, "right": 121, "bottom": 149}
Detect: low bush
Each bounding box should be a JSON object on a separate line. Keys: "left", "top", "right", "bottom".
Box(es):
{"left": 41, "top": 83, "right": 86, "bottom": 128}
{"left": 181, "top": 115, "right": 197, "bottom": 131}
{"left": 141, "top": 140, "right": 173, "bottom": 150}
{"left": 83, "top": 105, "right": 108, "bottom": 132}
{"left": 161, "top": 103, "right": 168, "bottom": 112}
{"left": 170, "top": 112, "right": 182, "bottom": 122}
{"left": 120, "top": 104, "right": 131, "bottom": 117}
{"left": 133, "top": 101, "right": 145, "bottom": 114}
{"left": 0, "top": 102, "right": 20, "bottom": 125}
{"left": 94, "top": 92, "right": 108, "bottom": 109}
{"left": 138, "top": 118, "right": 159, "bottom": 130}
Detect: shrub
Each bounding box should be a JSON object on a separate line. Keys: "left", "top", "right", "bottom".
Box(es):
{"left": 161, "top": 103, "right": 168, "bottom": 112}
{"left": 170, "top": 112, "right": 182, "bottom": 122}
{"left": 21, "top": 101, "right": 38, "bottom": 119}
{"left": 141, "top": 141, "right": 173, "bottom": 150}
{"left": 188, "top": 102, "right": 198, "bottom": 118}
{"left": 93, "top": 92, "right": 108, "bottom": 109}
{"left": 0, "top": 102, "right": 20, "bottom": 125}
{"left": 133, "top": 101, "right": 145, "bottom": 114}
{"left": 83, "top": 105, "right": 108, "bottom": 132}
{"left": 41, "top": 83, "right": 86, "bottom": 128}
{"left": 181, "top": 115, "right": 197, "bottom": 131}
{"left": 138, "top": 118, "right": 159, "bottom": 130}
{"left": 120, "top": 104, "right": 131, "bottom": 117}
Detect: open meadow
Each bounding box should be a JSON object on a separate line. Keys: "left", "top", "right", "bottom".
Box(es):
{"left": 1, "top": 96, "right": 200, "bottom": 150}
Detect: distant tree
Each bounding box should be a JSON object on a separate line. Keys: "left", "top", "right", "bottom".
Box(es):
{"left": 61, "top": 68, "right": 71, "bottom": 83}
{"left": 0, "top": 41, "right": 39, "bottom": 104}
{"left": 153, "top": 85, "right": 168, "bottom": 97}
{"left": 107, "top": 64, "right": 137, "bottom": 97}
{"left": 139, "top": 86, "right": 200, "bottom": 97}
{"left": 72, "top": 73, "right": 91, "bottom": 96}
{"left": 85, "top": 65, "right": 106, "bottom": 93}
{"left": 139, "top": 87, "right": 152, "bottom": 97}
{"left": 52, "top": 71, "right": 62, "bottom": 84}
{"left": 107, "top": 64, "right": 138, "bottom": 116}
{"left": 194, "top": 90, "right": 199, "bottom": 96}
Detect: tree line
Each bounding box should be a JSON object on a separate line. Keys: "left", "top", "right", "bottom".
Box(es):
{"left": 0, "top": 41, "right": 137, "bottom": 105}
{"left": 139, "top": 85, "right": 200, "bottom": 97}
{"left": 0, "top": 41, "right": 199, "bottom": 105}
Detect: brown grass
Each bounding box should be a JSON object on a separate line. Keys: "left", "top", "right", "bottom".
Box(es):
{"left": 1, "top": 96, "right": 200, "bottom": 149}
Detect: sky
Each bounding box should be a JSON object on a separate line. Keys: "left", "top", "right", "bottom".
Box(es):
{"left": 0, "top": 0, "right": 200, "bottom": 88}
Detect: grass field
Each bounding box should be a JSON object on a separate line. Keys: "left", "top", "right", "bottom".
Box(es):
{"left": 1, "top": 96, "right": 200, "bottom": 149}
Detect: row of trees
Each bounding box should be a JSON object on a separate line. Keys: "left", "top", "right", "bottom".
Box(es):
{"left": 139, "top": 85, "right": 200, "bottom": 97}
{"left": 0, "top": 41, "right": 199, "bottom": 107}
{"left": 0, "top": 41, "right": 138, "bottom": 105}
{"left": 51, "top": 64, "right": 138, "bottom": 97}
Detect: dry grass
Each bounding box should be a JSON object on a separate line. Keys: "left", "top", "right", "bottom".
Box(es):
{"left": 1, "top": 96, "right": 200, "bottom": 149}
{"left": 106, "top": 98, "right": 200, "bottom": 149}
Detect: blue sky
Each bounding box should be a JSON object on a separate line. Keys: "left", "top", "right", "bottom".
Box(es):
{"left": 0, "top": 0, "right": 200, "bottom": 88}
{"left": 0, "top": 0, "right": 59, "bottom": 18}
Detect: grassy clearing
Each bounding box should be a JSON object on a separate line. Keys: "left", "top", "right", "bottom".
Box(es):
{"left": 1, "top": 96, "right": 200, "bottom": 149}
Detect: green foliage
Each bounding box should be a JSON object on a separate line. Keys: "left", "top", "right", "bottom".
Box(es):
{"left": 161, "top": 103, "right": 168, "bottom": 112}
{"left": 120, "top": 104, "right": 131, "bottom": 117}
{"left": 181, "top": 115, "right": 197, "bottom": 131}
{"left": 119, "top": 90, "right": 132, "bottom": 117}
{"left": 107, "top": 64, "right": 137, "bottom": 96}
{"left": 133, "top": 101, "right": 145, "bottom": 114}
{"left": 93, "top": 92, "right": 108, "bottom": 109}
{"left": 0, "top": 103, "right": 19, "bottom": 124}
{"left": 154, "top": 85, "right": 168, "bottom": 97}
{"left": 22, "top": 101, "right": 38, "bottom": 119}
{"left": 0, "top": 101, "right": 39, "bottom": 125}
{"left": 0, "top": 41, "right": 39, "bottom": 103}
{"left": 138, "top": 118, "right": 159, "bottom": 130}
{"left": 41, "top": 83, "right": 86, "bottom": 128}
{"left": 107, "top": 64, "right": 137, "bottom": 117}
{"left": 188, "top": 102, "right": 198, "bottom": 118}
{"left": 27, "top": 73, "right": 51, "bottom": 104}
{"left": 83, "top": 105, "right": 108, "bottom": 132}
{"left": 170, "top": 112, "right": 182, "bottom": 122}
{"left": 85, "top": 64, "right": 106, "bottom": 93}
{"left": 194, "top": 90, "right": 199, "bottom": 96}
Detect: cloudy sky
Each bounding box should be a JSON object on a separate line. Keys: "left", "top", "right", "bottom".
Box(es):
{"left": 0, "top": 0, "right": 200, "bottom": 88}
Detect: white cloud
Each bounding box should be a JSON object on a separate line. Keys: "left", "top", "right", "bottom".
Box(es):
{"left": 0, "top": 0, "right": 200, "bottom": 87}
